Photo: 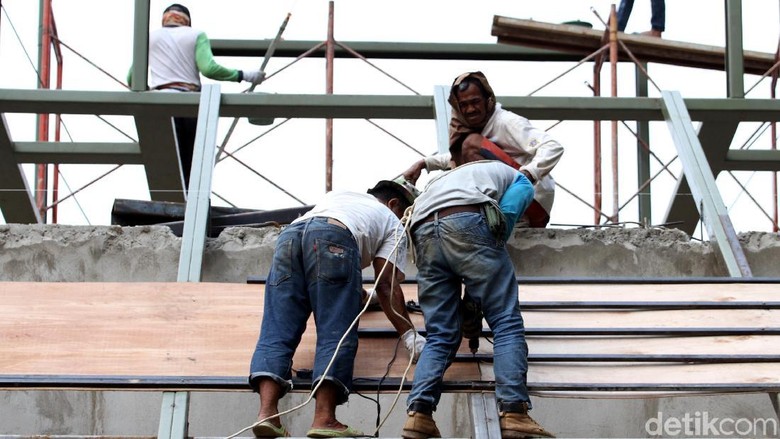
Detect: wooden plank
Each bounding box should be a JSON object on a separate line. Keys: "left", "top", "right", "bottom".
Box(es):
{"left": 491, "top": 16, "right": 776, "bottom": 76}
{"left": 0, "top": 282, "right": 778, "bottom": 391}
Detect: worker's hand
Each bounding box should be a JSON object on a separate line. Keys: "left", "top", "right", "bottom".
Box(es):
{"left": 401, "top": 329, "right": 426, "bottom": 363}
{"left": 402, "top": 159, "right": 426, "bottom": 185}
{"left": 242, "top": 70, "right": 266, "bottom": 85}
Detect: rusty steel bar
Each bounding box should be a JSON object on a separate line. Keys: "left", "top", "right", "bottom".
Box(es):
{"left": 609, "top": 4, "right": 619, "bottom": 223}
{"left": 51, "top": 11, "right": 63, "bottom": 224}
{"left": 35, "top": 0, "right": 53, "bottom": 222}
{"left": 592, "top": 49, "right": 604, "bottom": 224}
{"left": 325, "top": 1, "right": 335, "bottom": 192}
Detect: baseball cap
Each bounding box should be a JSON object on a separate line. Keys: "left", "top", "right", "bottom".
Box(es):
{"left": 369, "top": 176, "right": 420, "bottom": 206}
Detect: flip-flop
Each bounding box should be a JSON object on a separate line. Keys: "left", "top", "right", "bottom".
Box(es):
{"left": 306, "top": 425, "right": 365, "bottom": 438}
{"left": 252, "top": 420, "right": 290, "bottom": 438}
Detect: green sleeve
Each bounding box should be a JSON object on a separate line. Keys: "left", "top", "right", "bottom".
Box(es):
{"left": 195, "top": 32, "right": 240, "bottom": 82}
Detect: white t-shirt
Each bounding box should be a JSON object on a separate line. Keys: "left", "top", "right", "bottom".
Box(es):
{"left": 294, "top": 191, "right": 408, "bottom": 274}
{"left": 149, "top": 26, "right": 202, "bottom": 89}
{"left": 410, "top": 160, "right": 520, "bottom": 229}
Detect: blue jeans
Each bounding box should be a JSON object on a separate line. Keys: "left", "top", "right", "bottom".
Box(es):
{"left": 407, "top": 211, "right": 530, "bottom": 411}
{"left": 248, "top": 217, "right": 362, "bottom": 405}
{"left": 617, "top": 0, "right": 665, "bottom": 32}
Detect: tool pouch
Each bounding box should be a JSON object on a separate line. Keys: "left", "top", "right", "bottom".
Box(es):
{"left": 483, "top": 201, "right": 506, "bottom": 240}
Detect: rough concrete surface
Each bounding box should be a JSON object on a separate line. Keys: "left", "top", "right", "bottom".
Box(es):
{"left": 2, "top": 224, "right": 779, "bottom": 281}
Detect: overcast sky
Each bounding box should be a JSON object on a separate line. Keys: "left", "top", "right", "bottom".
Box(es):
{"left": 1, "top": 0, "right": 779, "bottom": 236}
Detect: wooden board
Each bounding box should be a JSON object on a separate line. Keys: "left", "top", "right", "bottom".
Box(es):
{"left": 1, "top": 282, "right": 779, "bottom": 393}
{"left": 491, "top": 16, "right": 777, "bottom": 76}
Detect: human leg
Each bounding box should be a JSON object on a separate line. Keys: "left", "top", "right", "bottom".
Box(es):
{"left": 450, "top": 213, "right": 555, "bottom": 438}
{"left": 650, "top": 0, "right": 665, "bottom": 32}
{"left": 406, "top": 220, "right": 464, "bottom": 410}
{"left": 172, "top": 116, "right": 197, "bottom": 189}
{"left": 303, "top": 218, "right": 362, "bottom": 408}
{"left": 249, "top": 223, "right": 311, "bottom": 433}
{"left": 252, "top": 378, "right": 289, "bottom": 437}
{"left": 616, "top": 0, "right": 634, "bottom": 32}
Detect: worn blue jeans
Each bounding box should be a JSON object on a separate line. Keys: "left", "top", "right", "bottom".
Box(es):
{"left": 248, "top": 217, "right": 362, "bottom": 405}
{"left": 617, "top": 0, "right": 665, "bottom": 32}
{"left": 407, "top": 211, "right": 530, "bottom": 411}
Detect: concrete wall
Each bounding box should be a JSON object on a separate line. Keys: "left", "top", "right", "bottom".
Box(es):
{"left": 2, "top": 224, "right": 780, "bottom": 437}
{"left": 3, "top": 224, "right": 779, "bottom": 282}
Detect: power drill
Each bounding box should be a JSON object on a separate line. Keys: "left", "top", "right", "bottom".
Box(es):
{"left": 460, "top": 294, "right": 483, "bottom": 354}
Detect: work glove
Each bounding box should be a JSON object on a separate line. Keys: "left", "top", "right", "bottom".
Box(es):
{"left": 401, "top": 329, "right": 426, "bottom": 364}
{"left": 242, "top": 70, "right": 266, "bottom": 85}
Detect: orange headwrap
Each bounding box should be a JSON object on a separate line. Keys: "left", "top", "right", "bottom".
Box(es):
{"left": 447, "top": 71, "right": 496, "bottom": 147}
{"left": 162, "top": 10, "right": 190, "bottom": 27}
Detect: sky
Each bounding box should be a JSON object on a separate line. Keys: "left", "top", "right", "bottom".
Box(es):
{"left": 1, "top": 0, "right": 779, "bottom": 236}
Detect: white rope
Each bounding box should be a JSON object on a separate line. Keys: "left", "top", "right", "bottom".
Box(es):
{"left": 226, "top": 201, "right": 420, "bottom": 438}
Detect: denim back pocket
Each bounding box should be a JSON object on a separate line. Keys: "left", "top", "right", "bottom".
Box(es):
{"left": 316, "top": 238, "right": 355, "bottom": 284}
{"left": 267, "top": 237, "right": 293, "bottom": 286}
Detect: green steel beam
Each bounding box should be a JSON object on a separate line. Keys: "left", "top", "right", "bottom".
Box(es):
{"left": 0, "top": 115, "right": 41, "bottom": 224}
{"left": 12, "top": 141, "right": 141, "bottom": 164}
{"left": 157, "top": 391, "right": 189, "bottom": 439}
{"left": 635, "top": 63, "right": 652, "bottom": 222}
{"left": 661, "top": 90, "right": 751, "bottom": 277}
{"left": 211, "top": 39, "right": 584, "bottom": 62}
{"left": 663, "top": 119, "right": 739, "bottom": 235}
{"left": 131, "top": 0, "right": 150, "bottom": 92}
{"left": 724, "top": 0, "right": 745, "bottom": 98}
{"left": 4, "top": 89, "right": 780, "bottom": 122}
{"left": 433, "top": 85, "right": 451, "bottom": 154}
{"left": 177, "top": 85, "right": 221, "bottom": 282}
{"left": 469, "top": 393, "right": 502, "bottom": 439}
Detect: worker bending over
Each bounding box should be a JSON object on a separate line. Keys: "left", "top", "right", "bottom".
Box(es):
{"left": 248, "top": 177, "right": 425, "bottom": 438}
{"left": 402, "top": 133, "right": 554, "bottom": 439}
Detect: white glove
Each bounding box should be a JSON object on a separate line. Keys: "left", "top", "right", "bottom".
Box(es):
{"left": 242, "top": 70, "right": 266, "bottom": 85}
{"left": 401, "top": 329, "right": 426, "bottom": 363}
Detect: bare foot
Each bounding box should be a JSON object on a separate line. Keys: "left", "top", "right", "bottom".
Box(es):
{"left": 640, "top": 29, "right": 662, "bottom": 38}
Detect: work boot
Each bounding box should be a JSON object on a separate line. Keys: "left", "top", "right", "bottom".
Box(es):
{"left": 401, "top": 401, "right": 441, "bottom": 439}
{"left": 499, "top": 402, "right": 555, "bottom": 438}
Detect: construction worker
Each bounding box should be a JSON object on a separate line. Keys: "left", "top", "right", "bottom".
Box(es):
{"left": 127, "top": 3, "right": 265, "bottom": 188}
{"left": 401, "top": 133, "right": 554, "bottom": 439}
{"left": 403, "top": 71, "right": 564, "bottom": 229}
{"left": 248, "top": 177, "right": 425, "bottom": 438}
{"left": 617, "top": 0, "right": 665, "bottom": 38}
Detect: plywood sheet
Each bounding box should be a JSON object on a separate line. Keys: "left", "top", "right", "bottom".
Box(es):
{"left": 1, "top": 282, "right": 778, "bottom": 392}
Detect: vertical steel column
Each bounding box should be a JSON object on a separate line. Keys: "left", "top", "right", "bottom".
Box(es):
{"left": 609, "top": 5, "right": 619, "bottom": 222}
{"left": 635, "top": 63, "right": 652, "bottom": 223}
{"left": 131, "top": 0, "right": 150, "bottom": 91}
{"left": 35, "top": 0, "right": 53, "bottom": 222}
{"left": 158, "top": 391, "right": 189, "bottom": 439}
{"left": 433, "top": 85, "right": 452, "bottom": 154}
{"left": 470, "top": 393, "right": 502, "bottom": 439}
{"left": 325, "top": 1, "right": 335, "bottom": 192}
{"left": 724, "top": 0, "right": 745, "bottom": 98}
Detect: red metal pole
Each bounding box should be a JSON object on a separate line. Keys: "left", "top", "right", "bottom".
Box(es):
{"left": 325, "top": 1, "right": 335, "bottom": 192}
{"left": 609, "top": 4, "right": 619, "bottom": 223}
{"left": 53, "top": 52, "right": 63, "bottom": 224}
{"left": 35, "top": 0, "right": 53, "bottom": 222}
